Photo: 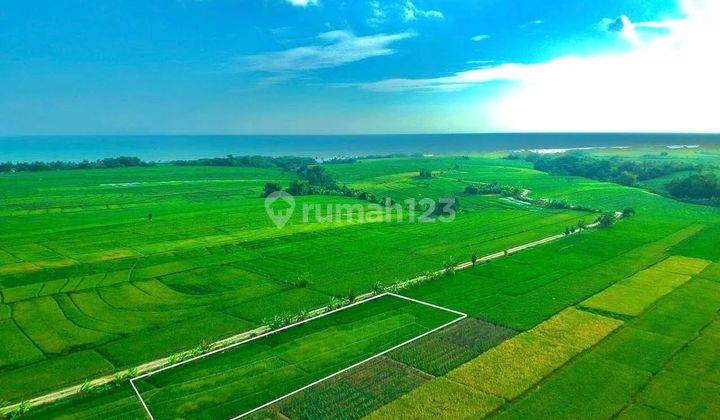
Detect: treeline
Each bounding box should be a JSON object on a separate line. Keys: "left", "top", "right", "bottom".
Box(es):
{"left": 0, "top": 155, "right": 316, "bottom": 173}
{"left": 0, "top": 156, "right": 151, "bottom": 173}
{"left": 171, "top": 155, "right": 314, "bottom": 171}
{"left": 515, "top": 152, "right": 703, "bottom": 186}
{"left": 464, "top": 182, "right": 524, "bottom": 198}
{"left": 264, "top": 165, "right": 342, "bottom": 197}
{"left": 666, "top": 173, "right": 720, "bottom": 205}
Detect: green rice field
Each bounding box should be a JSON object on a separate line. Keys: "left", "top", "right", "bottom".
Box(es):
{"left": 3, "top": 148, "right": 720, "bottom": 419}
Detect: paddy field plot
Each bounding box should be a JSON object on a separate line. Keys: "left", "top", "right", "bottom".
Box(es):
{"left": 0, "top": 161, "right": 594, "bottom": 402}
{"left": 130, "top": 293, "right": 463, "bottom": 419}
{"left": 4, "top": 153, "right": 720, "bottom": 417}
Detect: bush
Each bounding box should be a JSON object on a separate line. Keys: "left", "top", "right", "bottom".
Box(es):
{"left": 418, "top": 168, "right": 433, "bottom": 179}
{"left": 263, "top": 182, "right": 282, "bottom": 197}
{"left": 596, "top": 212, "right": 615, "bottom": 228}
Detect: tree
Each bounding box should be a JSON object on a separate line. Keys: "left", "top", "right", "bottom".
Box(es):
{"left": 615, "top": 171, "right": 638, "bottom": 186}
{"left": 147, "top": 213, "right": 153, "bottom": 221}
{"left": 297, "top": 165, "right": 338, "bottom": 189}
{"left": 471, "top": 253, "right": 478, "bottom": 266}
{"left": 666, "top": 173, "right": 720, "bottom": 199}
{"left": 622, "top": 207, "right": 636, "bottom": 217}
{"left": 596, "top": 212, "right": 615, "bottom": 228}
{"left": 577, "top": 220, "right": 587, "bottom": 231}
{"left": 286, "top": 180, "right": 309, "bottom": 196}
{"left": 263, "top": 182, "right": 282, "bottom": 197}
{"left": 418, "top": 168, "right": 433, "bottom": 179}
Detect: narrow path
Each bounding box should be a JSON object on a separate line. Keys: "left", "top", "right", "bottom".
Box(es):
{"left": 0, "top": 218, "right": 604, "bottom": 416}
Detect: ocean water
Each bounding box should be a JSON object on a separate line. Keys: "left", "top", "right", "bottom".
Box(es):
{"left": 1, "top": 133, "right": 719, "bottom": 162}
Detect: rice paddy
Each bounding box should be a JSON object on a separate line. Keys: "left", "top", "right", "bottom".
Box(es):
{"left": 3, "top": 150, "right": 720, "bottom": 419}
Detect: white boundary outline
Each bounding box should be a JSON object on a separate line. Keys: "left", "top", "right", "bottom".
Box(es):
{"left": 130, "top": 292, "right": 466, "bottom": 420}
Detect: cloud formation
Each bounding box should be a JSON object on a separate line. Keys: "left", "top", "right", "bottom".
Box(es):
{"left": 367, "top": 1, "right": 443, "bottom": 26}
{"left": 353, "top": 0, "right": 720, "bottom": 132}
{"left": 238, "top": 30, "right": 416, "bottom": 76}
{"left": 285, "top": 0, "right": 318, "bottom": 7}
{"left": 402, "top": 1, "right": 444, "bottom": 21}
{"left": 471, "top": 34, "right": 490, "bottom": 41}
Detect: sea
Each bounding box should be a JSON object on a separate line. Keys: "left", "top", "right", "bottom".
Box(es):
{"left": 1, "top": 133, "right": 719, "bottom": 163}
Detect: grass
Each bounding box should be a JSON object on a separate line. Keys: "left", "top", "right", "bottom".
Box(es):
{"left": 637, "top": 371, "right": 720, "bottom": 418}
{"left": 668, "top": 224, "right": 720, "bottom": 261}
{"left": 0, "top": 350, "right": 115, "bottom": 402}
{"left": 664, "top": 319, "right": 720, "bottom": 384}
{"left": 580, "top": 261, "right": 695, "bottom": 317}
{"left": 651, "top": 255, "right": 712, "bottom": 276}
{"left": 495, "top": 356, "right": 651, "bottom": 419}
{"left": 366, "top": 378, "right": 503, "bottom": 420}
{"left": 447, "top": 308, "right": 621, "bottom": 400}
{"left": 498, "top": 277, "right": 720, "bottom": 419}
{"left": 616, "top": 404, "right": 680, "bottom": 420}
{"left": 132, "top": 294, "right": 460, "bottom": 419}
{"left": 21, "top": 386, "right": 145, "bottom": 420}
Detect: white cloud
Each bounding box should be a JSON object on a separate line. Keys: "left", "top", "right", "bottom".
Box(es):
{"left": 286, "top": 0, "right": 318, "bottom": 7}
{"left": 471, "top": 34, "right": 490, "bottom": 42}
{"left": 403, "top": 1, "right": 444, "bottom": 22}
{"left": 354, "top": 0, "right": 720, "bottom": 132}
{"left": 238, "top": 30, "right": 416, "bottom": 76}
{"left": 367, "top": 0, "right": 387, "bottom": 27}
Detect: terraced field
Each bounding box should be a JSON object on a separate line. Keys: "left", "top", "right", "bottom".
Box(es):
{"left": 3, "top": 151, "right": 720, "bottom": 419}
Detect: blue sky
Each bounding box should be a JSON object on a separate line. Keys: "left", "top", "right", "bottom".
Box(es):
{"left": 0, "top": 0, "right": 716, "bottom": 135}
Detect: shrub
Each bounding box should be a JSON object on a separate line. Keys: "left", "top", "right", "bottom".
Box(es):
{"left": 418, "top": 168, "right": 433, "bottom": 179}
{"left": 263, "top": 182, "right": 282, "bottom": 197}
{"left": 596, "top": 212, "right": 615, "bottom": 228}
{"left": 372, "top": 282, "right": 385, "bottom": 294}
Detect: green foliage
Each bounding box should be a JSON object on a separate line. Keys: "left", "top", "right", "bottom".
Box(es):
{"left": 371, "top": 281, "right": 385, "bottom": 294}
{"left": 464, "top": 182, "right": 522, "bottom": 197}
{"left": 5, "top": 401, "right": 30, "bottom": 419}
{"left": 173, "top": 155, "right": 314, "bottom": 171}
{"left": 263, "top": 182, "right": 282, "bottom": 197}
{"left": 526, "top": 152, "right": 703, "bottom": 185}
{"left": 666, "top": 172, "right": 720, "bottom": 202}
{"left": 0, "top": 156, "right": 151, "bottom": 173}
{"left": 297, "top": 165, "right": 339, "bottom": 190}
{"left": 418, "top": 168, "right": 433, "bottom": 179}
{"left": 596, "top": 212, "right": 615, "bottom": 228}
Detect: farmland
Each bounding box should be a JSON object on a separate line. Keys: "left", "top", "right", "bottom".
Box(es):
{"left": 2, "top": 148, "right": 720, "bottom": 419}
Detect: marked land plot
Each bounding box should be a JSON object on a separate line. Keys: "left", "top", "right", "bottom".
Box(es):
{"left": 131, "top": 293, "right": 465, "bottom": 419}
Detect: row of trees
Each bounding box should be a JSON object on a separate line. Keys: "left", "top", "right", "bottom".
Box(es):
{"left": 0, "top": 156, "right": 151, "bottom": 172}
{"left": 172, "top": 155, "right": 314, "bottom": 171}
{"left": 464, "top": 182, "right": 524, "bottom": 198}
{"left": 1, "top": 154, "right": 317, "bottom": 173}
